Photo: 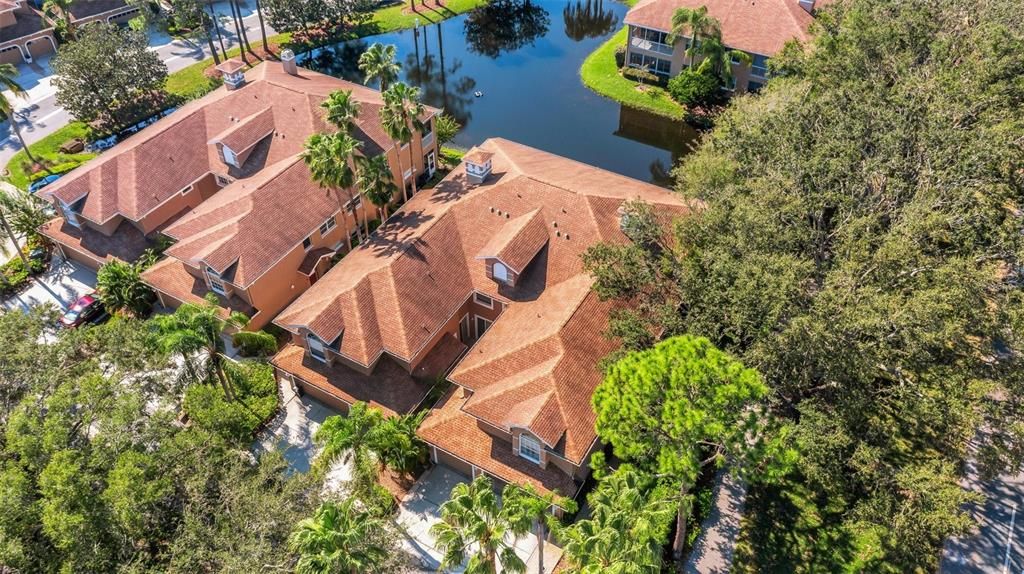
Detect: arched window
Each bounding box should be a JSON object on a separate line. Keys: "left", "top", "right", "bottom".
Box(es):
{"left": 493, "top": 261, "right": 509, "bottom": 284}
{"left": 307, "top": 334, "right": 327, "bottom": 362}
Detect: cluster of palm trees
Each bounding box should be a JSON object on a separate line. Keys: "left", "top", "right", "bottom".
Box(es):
{"left": 668, "top": 6, "right": 752, "bottom": 85}
{"left": 302, "top": 43, "right": 428, "bottom": 252}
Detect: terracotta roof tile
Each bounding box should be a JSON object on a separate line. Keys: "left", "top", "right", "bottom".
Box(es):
{"left": 275, "top": 139, "right": 691, "bottom": 463}
{"left": 624, "top": 0, "right": 819, "bottom": 56}
{"left": 418, "top": 388, "right": 581, "bottom": 498}
{"left": 161, "top": 155, "right": 339, "bottom": 287}
{"left": 38, "top": 216, "right": 152, "bottom": 266}
{"left": 141, "top": 257, "right": 257, "bottom": 318}
{"left": 476, "top": 208, "right": 548, "bottom": 273}
{"left": 210, "top": 106, "right": 275, "bottom": 158}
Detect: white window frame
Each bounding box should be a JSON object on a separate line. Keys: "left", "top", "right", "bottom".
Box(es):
{"left": 318, "top": 215, "right": 337, "bottom": 236}
{"left": 222, "top": 145, "right": 239, "bottom": 168}
{"left": 475, "top": 315, "right": 492, "bottom": 339}
{"left": 61, "top": 202, "right": 81, "bottom": 228}
{"left": 473, "top": 292, "right": 493, "bottom": 309}
{"left": 345, "top": 194, "right": 362, "bottom": 213}
{"left": 302, "top": 234, "right": 313, "bottom": 251}
{"left": 518, "top": 434, "right": 542, "bottom": 464}
{"left": 493, "top": 261, "right": 510, "bottom": 284}
{"left": 206, "top": 268, "right": 226, "bottom": 296}
{"left": 459, "top": 313, "right": 472, "bottom": 343}
{"left": 307, "top": 334, "right": 327, "bottom": 363}
{"left": 215, "top": 174, "right": 233, "bottom": 187}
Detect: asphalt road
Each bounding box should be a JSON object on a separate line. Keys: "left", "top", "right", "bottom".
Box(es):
{"left": 942, "top": 439, "right": 1024, "bottom": 574}
{"left": 0, "top": 1, "right": 274, "bottom": 169}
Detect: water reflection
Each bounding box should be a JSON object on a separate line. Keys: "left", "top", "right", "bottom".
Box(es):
{"left": 614, "top": 105, "right": 700, "bottom": 187}
{"left": 405, "top": 25, "right": 477, "bottom": 126}
{"left": 463, "top": 0, "right": 551, "bottom": 58}
{"left": 299, "top": 0, "right": 699, "bottom": 185}
{"left": 563, "top": 0, "right": 618, "bottom": 41}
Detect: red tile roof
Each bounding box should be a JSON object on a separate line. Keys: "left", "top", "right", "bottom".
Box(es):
{"left": 624, "top": 0, "right": 820, "bottom": 56}
{"left": 42, "top": 62, "right": 435, "bottom": 228}
{"left": 476, "top": 208, "right": 548, "bottom": 273}
{"left": 141, "top": 257, "right": 257, "bottom": 318}
{"left": 418, "top": 388, "right": 581, "bottom": 498}
{"left": 158, "top": 155, "right": 339, "bottom": 287}
{"left": 39, "top": 216, "right": 152, "bottom": 266}
{"left": 209, "top": 106, "right": 275, "bottom": 159}
{"left": 275, "top": 138, "right": 690, "bottom": 464}
{"left": 271, "top": 338, "right": 463, "bottom": 417}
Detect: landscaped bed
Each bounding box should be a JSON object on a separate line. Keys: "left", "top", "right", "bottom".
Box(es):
{"left": 579, "top": 27, "right": 686, "bottom": 120}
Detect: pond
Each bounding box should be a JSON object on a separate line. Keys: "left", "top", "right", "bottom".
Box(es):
{"left": 300, "top": 0, "right": 699, "bottom": 185}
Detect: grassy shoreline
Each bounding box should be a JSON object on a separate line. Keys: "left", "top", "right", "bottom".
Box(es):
{"left": 4, "top": 0, "right": 487, "bottom": 188}
{"left": 579, "top": 27, "right": 686, "bottom": 121}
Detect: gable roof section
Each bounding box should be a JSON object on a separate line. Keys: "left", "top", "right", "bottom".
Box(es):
{"left": 210, "top": 106, "right": 276, "bottom": 160}
{"left": 158, "top": 154, "right": 338, "bottom": 287}
{"left": 476, "top": 208, "right": 548, "bottom": 273}
{"left": 624, "top": 0, "right": 819, "bottom": 56}
{"left": 43, "top": 62, "right": 435, "bottom": 227}
{"left": 274, "top": 137, "right": 688, "bottom": 367}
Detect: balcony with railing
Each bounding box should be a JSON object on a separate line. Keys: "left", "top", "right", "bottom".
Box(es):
{"left": 630, "top": 35, "right": 673, "bottom": 56}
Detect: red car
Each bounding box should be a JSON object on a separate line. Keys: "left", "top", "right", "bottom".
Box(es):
{"left": 59, "top": 294, "right": 108, "bottom": 328}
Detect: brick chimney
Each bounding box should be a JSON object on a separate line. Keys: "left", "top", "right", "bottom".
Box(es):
{"left": 281, "top": 49, "right": 298, "bottom": 76}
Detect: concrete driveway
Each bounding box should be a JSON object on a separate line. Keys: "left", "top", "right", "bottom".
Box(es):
{"left": 2, "top": 257, "right": 96, "bottom": 312}
{"left": 253, "top": 377, "right": 354, "bottom": 490}
{"left": 397, "top": 465, "right": 561, "bottom": 573}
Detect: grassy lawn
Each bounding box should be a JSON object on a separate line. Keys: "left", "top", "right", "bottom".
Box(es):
{"left": 354, "top": 0, "right": 488, "bottom": 35}
{"left": 3, "top": 122, "right": 97, "bottom": 190}
{"left": 579, "top": 27, "right": 686, "bottom": 120}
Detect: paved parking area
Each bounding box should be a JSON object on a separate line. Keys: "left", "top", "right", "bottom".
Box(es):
{"left": 2, "top": 257, "right": 96, "bottom": 312}
{"left": 397, "top": 465, "right": 561, "bottom": 573}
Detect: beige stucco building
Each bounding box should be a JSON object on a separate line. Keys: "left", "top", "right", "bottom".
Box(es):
{"left": 623, "top": 0, "right": 827, "bottom": 93}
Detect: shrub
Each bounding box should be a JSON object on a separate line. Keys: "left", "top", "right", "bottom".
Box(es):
{"left": 96, "top": 253, "right": 157, "bottom": 317}
{"left": 232, "top": 330, "right": 279, "bottom": 358}
{"left": 0, "top": 250, "right": 45, "bottom": 296}
{"left": 614, "top": 44, "right": 626, "bottom": 68}
{"left": 621, "top": 66, "right": 663, "bottom": 86}
{"left": 667, "top": 68, "right": 721, "bottom": 107}
{"left": 183, "top": 362, "right": 279, "bottom": 442}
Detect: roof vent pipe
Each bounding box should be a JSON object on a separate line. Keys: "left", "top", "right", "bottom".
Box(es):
{"left": 281, "top": 49, "right": 298, "bottom": 76}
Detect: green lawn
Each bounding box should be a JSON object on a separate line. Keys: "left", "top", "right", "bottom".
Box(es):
{"left": 579, "top": 27, "right": 686, "bottom": 120}
{"left": 3, "top": 122, "right": 97, "bottom": 190}
{"left": 354, "top": 0, "right": 488, "bottom": 35}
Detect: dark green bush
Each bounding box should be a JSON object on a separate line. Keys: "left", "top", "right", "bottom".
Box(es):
{"left": 614, "top": 44, "right": 626, "bottom": 68}
{"left": 0, "top": 248, "right": 46, "bottom": 295}
{"left": 183, "top": 362, "right": 279, "bottom": 442}
{"left": 621, "top": 66, "right": 663, "bottom": 86}
{"left": 667, "top": 68, "right": 721, "bottom": 106}
{"left": 232, "top": 330, "right": 279, "bottom": 358}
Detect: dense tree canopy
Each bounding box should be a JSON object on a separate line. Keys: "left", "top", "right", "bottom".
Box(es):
{"left": 585, "top": 0, "right": 1024, "bottom": 570}
{"left": 51, "top": 23, "right": 168, "bottom": 131}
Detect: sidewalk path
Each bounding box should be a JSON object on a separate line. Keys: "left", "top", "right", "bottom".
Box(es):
{"left": 685, "top": 470, "right": 748, "bottom": 574}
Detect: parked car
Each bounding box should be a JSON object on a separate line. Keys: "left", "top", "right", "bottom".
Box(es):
{"left": 28, "top": 174, "right": 62, "bottom": 194}
{"left": 59, "top": 294, "right": 108, "bottom": 328}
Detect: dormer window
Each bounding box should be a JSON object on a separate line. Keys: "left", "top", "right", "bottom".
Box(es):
{"left": 206, "top": 267, "right": 226, "bottom": 296}
{"left": 492, "top": 262, "right": 510, "bottom": 284}
{"left": 61, "top": 201, "right": 81, "bottom": 228}
{"left": 518, "top": 434, "right": 542, "bottom": 464}
{"left": 221, "top": 145, "right": 239, "bottom": 168}
{"left": 307, "top": 333, "right": 327, "bottom": 363}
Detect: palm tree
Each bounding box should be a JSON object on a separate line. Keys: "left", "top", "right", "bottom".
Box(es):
{"left": 152, "top": 293, "right": 248, "bottom": 401}
{"left": 302, "top": 133, "right": 362, "bottom": 250}
{"left": 504, "top": 485, "right": 577, "bottom": 574}
{"left": 0, "top": 65, "right": 37, "bottom": 165}
{"left": 430, "top": 475, "right": 532, "bottom": 574}
{"left": 357, "top": 154, "right": 397, "bottom": 222}
{"left": 95, "top": 255, "right": 157, "bottom": 317}
{"left": 696, "top": 35, "right": 752, "bottom": 86}
{"left": 381, "top": 83, "right": 426, "bottom": 204}
{"left": 254, "top": 0, "right": 269, "bottom": 52}
{"left": 667, "top": 6, "right": 721, "bottom": 70}
{"left": 289, "top": 499, "right": 389, "bottom": 574}
{"left": 0, "top": 182, "right": 31, "bottom": 270}
{"left": 320, "top": 91, "right": 372, "bottom": 239}
{"left": 358, "top": 43, "right": 401, "bottom": 91}
{"left": 558, "top": 467, "right": 675, "bottom": 573}
{"left": 315, "top": 402, "right": 386, "bottom": 492}
{"left": 42, "top": 0, "right": 74, "bottom": 41}
{"left": 208, "top": 2, "right": 228, "bottom": 61}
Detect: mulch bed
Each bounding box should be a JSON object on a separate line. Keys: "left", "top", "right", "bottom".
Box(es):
{"left": 378, "top": 466, "right": 421, "bottom": 501}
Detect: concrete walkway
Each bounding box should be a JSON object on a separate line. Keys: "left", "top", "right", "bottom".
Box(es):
{"left": 685, "top": 470, "right": 748, "bottom": 574}
{"left": 397, "top": 465, "right": 562, "bottom": 573}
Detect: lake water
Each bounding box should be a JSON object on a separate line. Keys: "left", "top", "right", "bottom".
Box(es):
{"left": 299, "top": 0, "right": 699, "bottom": 185}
